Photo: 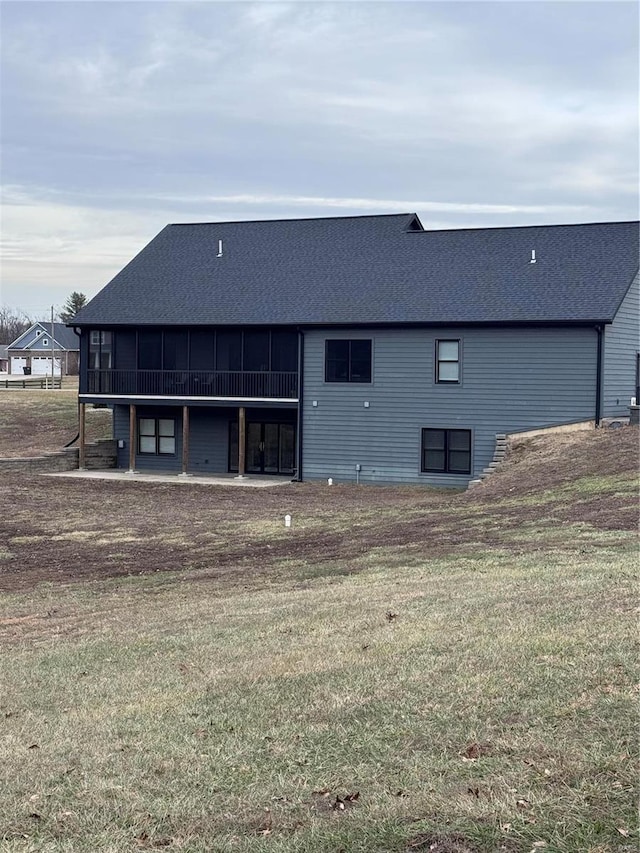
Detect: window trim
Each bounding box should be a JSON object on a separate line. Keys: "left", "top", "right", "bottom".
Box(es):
{"left": 435, "top": 339, "right": 461, "bottom": 384}
{"left": 421, "top": 427, "right": 472, "bottom": 475}
{"left": 324, "top": 338, "right": 373, "bottom": 383}
{"left": 138, "top": 417, "right": 176, "bottom": 456}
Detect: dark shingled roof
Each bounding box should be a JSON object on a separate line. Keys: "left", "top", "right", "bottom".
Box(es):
{"left": 72, "top": 214, "right": 639, "bottom": 327}
{"left": 50, "top": 323, "right": 80, "bottom": 349}
{"left": 9, "top": 322, "right": 79, "bottom": 350}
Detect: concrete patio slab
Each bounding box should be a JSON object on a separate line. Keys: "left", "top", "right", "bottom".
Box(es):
{"left": 44, "top": 470, "right": 293, "bottom": 488}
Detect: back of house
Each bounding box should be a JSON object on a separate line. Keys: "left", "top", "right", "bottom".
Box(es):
{"left": 70, "top": 213, "right": 640, "bottom": 484}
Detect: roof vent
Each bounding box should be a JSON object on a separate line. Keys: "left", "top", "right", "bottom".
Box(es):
{"left": 217, "top": 239, "right": 223, "bottom": 258}
{"left": 530, "top": 250, "right": 536, "bottom": 264}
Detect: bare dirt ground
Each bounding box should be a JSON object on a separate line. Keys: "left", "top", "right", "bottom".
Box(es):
{"left": 1, "top": 426, "right": 637, "bottom": 594}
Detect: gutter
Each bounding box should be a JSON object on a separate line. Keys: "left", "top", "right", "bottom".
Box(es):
{"left": 295, "top": 329, "right": 304, "bottom": 481}
{"left": 595, "top": 324, "right": 604, "bottom": 427}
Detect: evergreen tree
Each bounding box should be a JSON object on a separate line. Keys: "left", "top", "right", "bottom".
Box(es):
{"left": 59, "top": 292, "right": 87, "bottom": 322}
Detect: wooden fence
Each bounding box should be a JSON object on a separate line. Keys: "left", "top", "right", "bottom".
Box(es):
{"left": 0, "top": 376, "right": 63, "bottom": 390}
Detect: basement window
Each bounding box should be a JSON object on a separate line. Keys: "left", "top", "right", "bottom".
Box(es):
{"left": 139, "top": 418, "right": 176, "bottom": 455}
{"left": 421, "top": 428, "right": 471, "bottom": 474}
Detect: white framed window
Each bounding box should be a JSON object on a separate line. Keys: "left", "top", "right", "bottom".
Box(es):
{"left": 436, "top": 340, "right": 460, "bottom": 383}
{"left": 138, "top": 418, "right": 176, "bottom": 455}
{"left": 42, "top": 339, "right": 49, "bottom": 346}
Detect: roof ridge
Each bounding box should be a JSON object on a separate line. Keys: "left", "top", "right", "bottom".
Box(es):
{"left": 167, "top": 212, "right": 416, "bottom": 227}
{"left": 411, "top": 220, "right": 640, "bottom": 235}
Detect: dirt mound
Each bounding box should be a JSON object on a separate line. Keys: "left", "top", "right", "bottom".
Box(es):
{"left": 0, "top": 426, "right": 637, "bottom": 594}
{"left": 466, "top": 425, "right": 639, "bottom": 500}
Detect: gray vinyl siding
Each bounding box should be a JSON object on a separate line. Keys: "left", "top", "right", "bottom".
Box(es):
{"left": 302, "top": 327, "right": 597, "bottom": 486}
{"left": 114, "top": 406, "right": 128, "bottom": 468}
{"left": 114, "top": 404, "right": 233, "bottom": 473}
{"left": 188, "top": 410, "right": 230, "bottom": 472}
{"left": 602, "top": 271, "right": 640, "bottom": 417}
{"left": 113, "top": 405, "right": 276, "bottom": 474}
{"left": 114, "top": 405, "right": 183, "bottom": 473}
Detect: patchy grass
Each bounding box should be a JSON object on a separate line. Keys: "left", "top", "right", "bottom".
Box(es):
{"left": 0, "top": 423, "right": 638, "bottom": 851}
{"left": 0, "top": 385, "right": 111, "bottom": 457}
{"left": 0, "top": 550, "right": 637, "bottom": 852}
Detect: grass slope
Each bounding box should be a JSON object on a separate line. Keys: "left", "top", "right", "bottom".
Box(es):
{"left": 0, "top": 408, "right": 638, "bottom": 851}
{"left": 0, "top": 385, "right": 111, "bottom": 457}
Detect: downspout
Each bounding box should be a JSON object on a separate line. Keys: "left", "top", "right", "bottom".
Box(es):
{"left": 595, "top": 324, "right": 604, "bottom": 428}
{"left": 73, "top": 327, "right": 82, "bottom": 390}
{"left": 295, "top": 328, "right": 304, "bottom": 481}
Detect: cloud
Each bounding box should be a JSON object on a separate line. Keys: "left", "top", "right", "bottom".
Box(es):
{"left": 1, "top": 1, "right": 637, "bottom": 313}
{"left": 0, "top": 187, "right": 164, "bottom": 309}
{"left": 0, "top": 180, "right": 599, "bottom": 313}
{"left": 137, "top": 191, "right": 594, "bottom": 216}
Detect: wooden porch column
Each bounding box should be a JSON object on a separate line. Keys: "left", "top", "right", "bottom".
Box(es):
{"left": 181, "top": 405, "right": 190, "bottom": 475}
{"left": 78, "top": 402, "right": 86, "bottom": 470}
{"left": 237, "top": 406, "right": 246, "bottom": 478}
{"left": 128, "top": 404, "right": 136, "bottom": 472}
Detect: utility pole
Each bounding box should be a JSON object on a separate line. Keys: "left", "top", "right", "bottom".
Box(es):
{"left": 49, "top": 306, "right": 55, "bottom": 390}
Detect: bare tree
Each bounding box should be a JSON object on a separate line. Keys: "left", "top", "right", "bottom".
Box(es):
{"left": 0, "top": 307, "right": 33, "bottom": 344}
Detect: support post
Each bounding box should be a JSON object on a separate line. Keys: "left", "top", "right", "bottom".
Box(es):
{"left": 128, "top": 404, "right": 137, "bottom": 472}
{"left": 49, "top": 305, "right": 55, "bottom": 391}
{"left": 78, "top": 402, "right": 86, "bottom": 470}
{"left": 181, "top": 405, "right": 190, "bottom": 475}
{"left": 236, "top": 406, "right": 246, "bottom": 478}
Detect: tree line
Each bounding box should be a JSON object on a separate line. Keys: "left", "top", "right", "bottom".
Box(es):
{"left": 0, "top": 293, "right": 87, "bottom": 344}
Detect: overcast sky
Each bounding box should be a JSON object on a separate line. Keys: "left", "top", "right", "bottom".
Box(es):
{"left": 1, "top": 0, "right": 638, "bottom": 316}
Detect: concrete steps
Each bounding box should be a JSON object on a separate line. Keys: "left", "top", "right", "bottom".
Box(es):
{"left": 467, "top": 434, "right": 508, "bottom": 489}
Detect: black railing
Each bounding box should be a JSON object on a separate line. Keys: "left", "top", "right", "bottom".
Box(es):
{"left": 85, "top": 370, "right": 299, "bottom": 398}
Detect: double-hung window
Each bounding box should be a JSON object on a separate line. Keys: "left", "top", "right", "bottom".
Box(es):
{"left": 421, "top": 428, "right": 471, "bottom": 474}
{"left": 436, "top": 340, "right": 460, "bottom": 383}
{"left": 139, "top": 418, "right": 176, "bottom": 455}
{"left": 325, "top": 339, "right": 372, "bottom": 382}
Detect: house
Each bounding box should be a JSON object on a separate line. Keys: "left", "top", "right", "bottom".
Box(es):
{"left": 0, "top": 345, "right": 8, "bottom": 373}
{"left": 70, "top": 214, "right": 639, "bottom": 485}
{"left": 7, "top": 322, "right": 80, "bottom": 376}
